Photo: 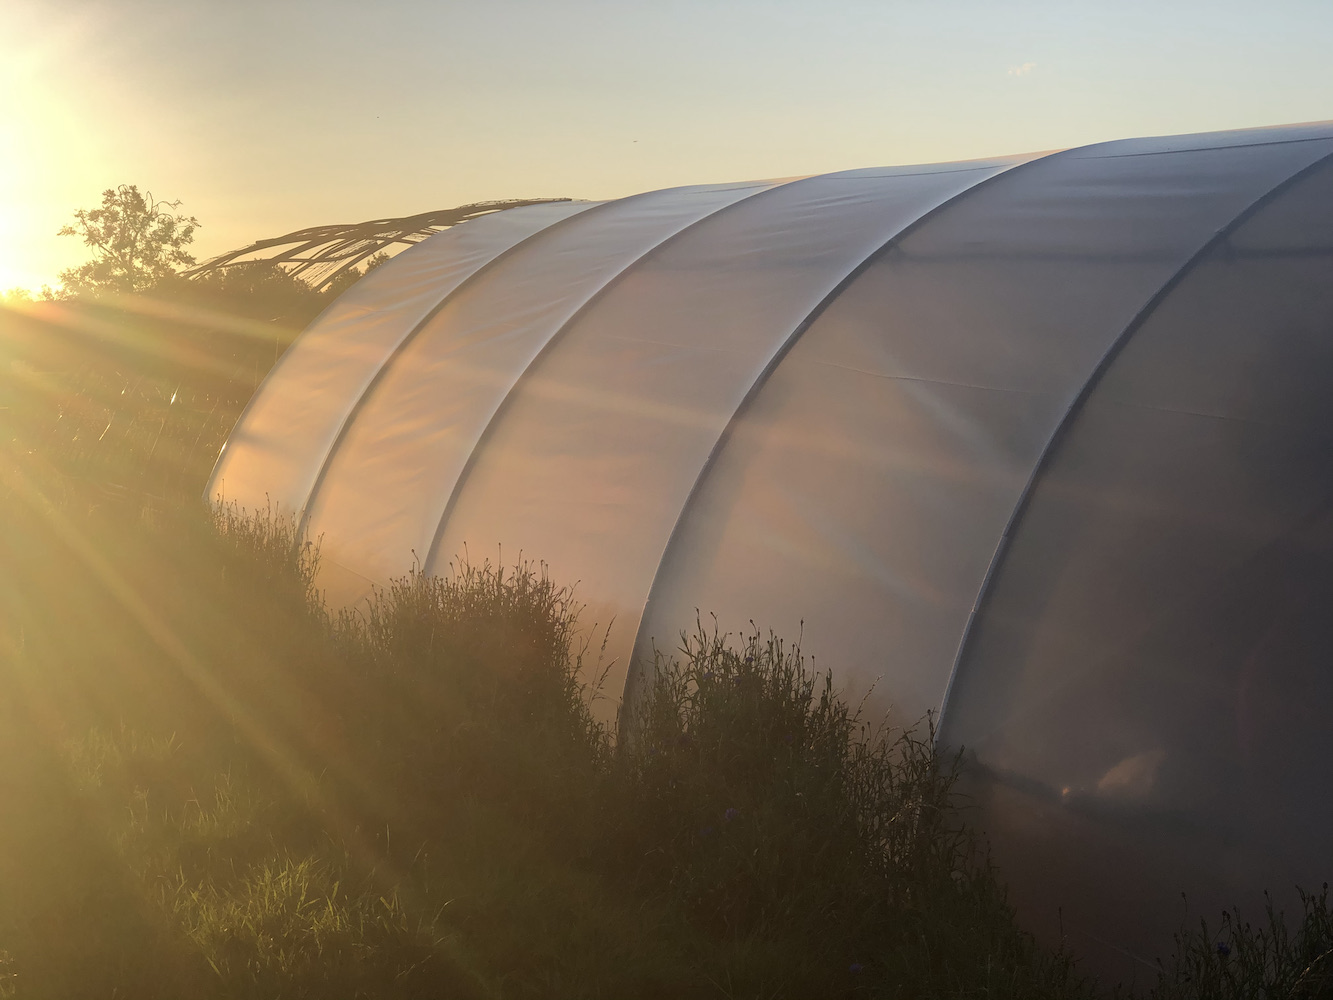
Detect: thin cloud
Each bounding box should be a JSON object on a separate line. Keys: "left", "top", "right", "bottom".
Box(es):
{"left": 1007, "top": 62, "right": 1037, "bottom": 77}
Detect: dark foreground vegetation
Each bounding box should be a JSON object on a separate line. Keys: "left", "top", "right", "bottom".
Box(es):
{"left": 1, "top": 272, "right": 1331, "bottom": 998}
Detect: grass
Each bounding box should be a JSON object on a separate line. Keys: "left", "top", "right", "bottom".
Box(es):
{"left": 1, "top": 283, "right": 1330, "bottom": 998}
{"left": 1148, "top": 888, "right": 1333, "bottom": 1000}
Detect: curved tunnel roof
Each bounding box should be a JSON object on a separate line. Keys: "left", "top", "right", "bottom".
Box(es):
{"left": 211, "top": 121, "right": 1333, "bottom": 971}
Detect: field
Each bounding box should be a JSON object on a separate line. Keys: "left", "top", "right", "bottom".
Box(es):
{"left": 0, "top": 277, "right": 1328, "bottom": 999}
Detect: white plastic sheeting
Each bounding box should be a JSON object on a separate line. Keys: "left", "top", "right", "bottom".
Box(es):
{"left": 301, "top": 181, "right": 781, "bottom": 603}
{"left": 639, "top": 129, "right": 1333, "bottom": 729}
{"left": 942, "top": 150, "right": 1333, "bottom": 974}
{"left": 209, "top": 122, "right": 1333, "bottom": 976}
{"left": 428, "top": 159, "right": 1030, "bottom": 702}
{"left": 207, "top": 200, "right": 597, "bottom": 518}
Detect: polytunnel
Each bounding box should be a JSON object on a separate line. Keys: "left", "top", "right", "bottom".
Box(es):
{"left": 210, "top": 121, "right": 1333, "bottom": 976}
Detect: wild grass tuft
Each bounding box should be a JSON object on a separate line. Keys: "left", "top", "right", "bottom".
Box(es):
{"left": 1149, "top": 886, "right": 1333, "bottom": 1000}
{"left": 165, "top": 854, "right": 444, "bottom": 998}
{"left": 614, "top": 619, "right": 1093, "bottom": 997}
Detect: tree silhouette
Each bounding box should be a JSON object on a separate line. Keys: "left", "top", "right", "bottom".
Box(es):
{"left": 58, "top": 184, "right": 199, "bottom": 296}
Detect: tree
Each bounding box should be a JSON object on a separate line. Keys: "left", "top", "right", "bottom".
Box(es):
{"left": 58, "top": 184, "right": 200, "bottom": 297}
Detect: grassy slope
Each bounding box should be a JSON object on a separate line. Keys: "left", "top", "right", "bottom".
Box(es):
{"left": 0, "top": 285, "right": 1328, "bottom": 999}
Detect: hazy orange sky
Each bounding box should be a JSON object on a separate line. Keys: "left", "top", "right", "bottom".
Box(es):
{"left": 3, "top": 0, "right": 1331, "bottom": 292}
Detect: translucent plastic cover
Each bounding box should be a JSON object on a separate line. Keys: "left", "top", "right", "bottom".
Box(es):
{"left": 639, "top": 132, "right": 1333, "bottom": 730}
{"left": 428, "top": 160, "right": 1027, "bottom": 704}
{"left": 206, "top": 122, "right": 1333, "bottom": 976}
{"left": 206, "top": 200, "right": 596, "bottom": 516}
{"left": 941, "top": 154, "right": 1333, "bottom": 970}
{"left": 300, "top": 182, "right": 779, "bottom": 604}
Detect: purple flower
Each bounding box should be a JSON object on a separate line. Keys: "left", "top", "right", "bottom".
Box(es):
{"left": 699, "top": 825, "right": 715, "bottom": 838}
{"left": 784, "top": 733, "right": 794, "bottom": 745}
{"left": 1217, "top": 942, "right": 1231, "bottom": 958}
{"left": 849, "top": 962, "right": 864, "bottom": 974}
{"left": 723, "top": 807, "right": 740, "bottom": 822}
{"left": 702, "top": 671, "right": 715, "bottom": 681}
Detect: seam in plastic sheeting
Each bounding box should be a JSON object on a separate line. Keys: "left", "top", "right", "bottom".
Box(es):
{"left": 1104, "top": 397, "right": 1333, "bottom": 438}
{"left": 811, "top": 162, "right": 1060, "bottom": 180}
{"left": 807, "top": 362, "right": 1052, "bottom": 397}
{"left": 296, "top": 201, "right": 607, "bottom": 532}
{"left": 621, "top": 151, "right": 1059, "bottom": 721}
{"left": 1083, "top": 137, "right": 1333, "bottom": 160}
{"left": 418, "top": 178, "right": 807, "bottom": 576}
{"left": 936, "top": 145, "right": 1333, "bottom": 744}
{"left": 1080, "top": 131, "right": 1333, "bottom": 160}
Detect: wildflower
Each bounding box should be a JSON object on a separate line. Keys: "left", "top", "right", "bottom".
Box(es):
{"left": 744, "top": 655, "right": 754, "bottom": 664}
{"left": 702, "top": 670, "right": 715, "bottom": 681}
{"left": 699, "top": 825, "right": 715, "bottom": 838}
{"left": 724, "top": 807, "right": 739, "bottom": 822}
{"left": 849, "top": 962, "right": 864, "bottom": 974}
{"left": 1216, "top": 942, "right": 1231, "bottom": 958}
{"left": 783, "top": 733, "right": 794, "bottom": 745}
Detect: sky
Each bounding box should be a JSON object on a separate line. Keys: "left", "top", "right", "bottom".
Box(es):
{"left": 2, "top": 0, "right": 1331, "bottom": 292}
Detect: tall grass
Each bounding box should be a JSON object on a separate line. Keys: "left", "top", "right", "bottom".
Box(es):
{"left": 1, "top": 487, "right": 1094, "bottom": 996}
{"left": 610, "top": 622, "right": 1092, "bottom": 998}
{"left": 1148, "top": 887, "right": 1333, "bottom": 1000}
